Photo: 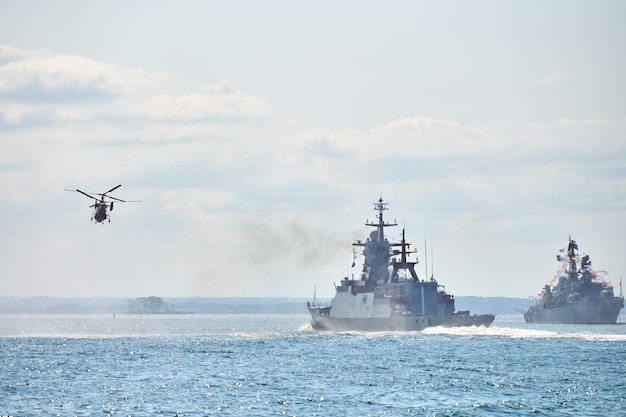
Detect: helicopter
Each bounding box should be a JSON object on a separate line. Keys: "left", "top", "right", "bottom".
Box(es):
{"left": 64, "top": 184, "right": 141, "bottom": 223}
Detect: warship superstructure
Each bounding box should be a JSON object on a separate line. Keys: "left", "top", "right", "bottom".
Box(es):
{"left": 524, "top": 237, "right": 624, "bottom": 324}
{"left": 307, "top": 198, "right": 495, "bottom": 331}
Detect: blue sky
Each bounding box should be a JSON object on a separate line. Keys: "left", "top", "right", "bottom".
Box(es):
{"left": 1, "top": 1, "right": 625, "bottom": 299}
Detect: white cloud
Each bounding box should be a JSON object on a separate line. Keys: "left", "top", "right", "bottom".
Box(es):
{"left": 0, "top": 48, "right": 160, "bottom": 96}
{"left": 202, "top": 81, "right": 239, "bottom": 95}
{"left": 0, "top": 44, "right": 46, "bottom": 63}
{"left": 0, "top": 45, "right": 269, "bottom": 128}
{"left": 128, "top": 91, "right": 269, "bottom": 121}
{"left": 376, "top": 116, "right": 459, "bottom": 132}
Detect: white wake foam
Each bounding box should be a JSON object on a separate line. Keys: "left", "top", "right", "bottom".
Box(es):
{"left": 421, "top": 325, "right": 626, "bottom": 341}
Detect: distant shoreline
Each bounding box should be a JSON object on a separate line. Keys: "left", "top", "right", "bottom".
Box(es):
{"left": 0, "top": 296, "right": 533, "bottom": 315}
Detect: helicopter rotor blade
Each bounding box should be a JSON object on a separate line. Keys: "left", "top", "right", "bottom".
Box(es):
{"left": 103, "top": 184, "right": 122, "bottom": 195}
{"left": 66, "top": 189, "right": 98, "bottom": 200}
{"left": 107, "top": 195, "right": 126, "bottom": 203}
{"left": 66, "top": 185, "right": 140, "bottom": 205}
{"left": 102, "top": 198, "right": 142, "bottom": 203}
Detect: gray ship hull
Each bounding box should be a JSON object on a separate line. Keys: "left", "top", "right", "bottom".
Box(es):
{"left": 524, "top": 296, "right": 623, "bottom": 324}
{"left": 309, "top": 307, "right": 495, "bottom": 332}
{"left": 309, "top": 311, "right": 429, "bottom": 332}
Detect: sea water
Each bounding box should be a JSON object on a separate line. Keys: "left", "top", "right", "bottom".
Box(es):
{"left": 1, "top": 314, "right": 624, "bottom": 416}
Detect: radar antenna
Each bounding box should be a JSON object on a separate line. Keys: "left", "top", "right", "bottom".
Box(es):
{"left": 365, "top": 197, "right": 397, "bottom": 242}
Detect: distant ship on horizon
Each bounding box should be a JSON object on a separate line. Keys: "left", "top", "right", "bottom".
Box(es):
{"left": 307, "top": 198, "right": 495, "bottom": 331}
{"left": 524, "top": 237, "right": 624, "bottom": 324}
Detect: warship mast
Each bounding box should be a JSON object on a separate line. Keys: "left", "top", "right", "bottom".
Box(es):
{"left": 353, "top": 197, "right": 398, "bottom": 283}
{"left": 368, "top": 197, "right": 396, "bottom": 241}
{"left": 390, "top": 228, "right": 419, "bottom": 281}
{"left": 567, "top": 236, "right": 579, "bottom": 279}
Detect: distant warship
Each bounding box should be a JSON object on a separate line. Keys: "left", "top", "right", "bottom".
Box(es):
{"left": 524, "top": 237, "right": 624, "bottom": 324}
{"left": 307, "top": 198, "right": 495, "bottom": 331}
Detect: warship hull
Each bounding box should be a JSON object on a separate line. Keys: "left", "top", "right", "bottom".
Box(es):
{"left": 308, "top": 308, "right": 495, "bottom": 332}
{"left": 308, "top": 310, "right": 429, "bottom": 332}
{"left": 524, "top": 297, "right": 623, "bottom": 324}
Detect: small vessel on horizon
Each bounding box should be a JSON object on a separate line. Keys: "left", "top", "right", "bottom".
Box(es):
{"left": 307, "top": 198, "right": 495, "bottom": 331}
{"left": 524, "top": 237, "right": 624, "bottom": 324}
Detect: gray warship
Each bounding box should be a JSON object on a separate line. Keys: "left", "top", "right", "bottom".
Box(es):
{"left": 524, "top": 237, "right": 624, "bottom": 324}
{"left": 307, "top": 198, "right": 495, "bottom": 331}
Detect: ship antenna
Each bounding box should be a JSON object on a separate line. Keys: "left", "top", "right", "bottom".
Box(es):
{"left": 375, "top": 197, "right": 386, "bottom": 241}
{"left": 424, "top": 239, "right": 428, "bottom": 280}
{"left": 430, "top": 238, "right": 434, "bottom": 279}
